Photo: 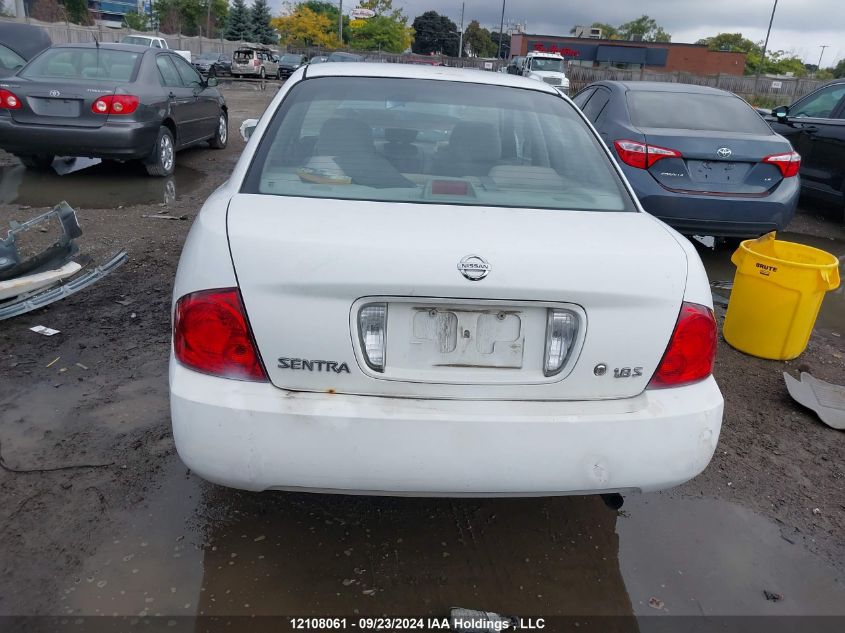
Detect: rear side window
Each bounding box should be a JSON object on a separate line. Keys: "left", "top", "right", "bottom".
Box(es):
{"left": 242, "top": 77, "right": 634, "bottom": 212}
{"left": 21, "top": 48, "right": 140, "bottom": 82}
{"left": 626, "top": 91, "right": 773, "bottom": 134}
{"left": 156, "top": 55, "right": 182, "bottom": 87}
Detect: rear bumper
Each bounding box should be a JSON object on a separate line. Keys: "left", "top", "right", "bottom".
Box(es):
{"left": 0, "top": 117, "right": 159, "bottom": 160}
{"left": 624, "top": 167, "right": 800, "bottom": 237}
{"left": 232, "top": 67, "right": 261, "bottom": 76}
{"left": 170, "top": 360, "right": 723, "bottom": 496}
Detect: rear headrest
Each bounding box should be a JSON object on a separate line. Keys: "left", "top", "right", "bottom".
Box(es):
{"left": 447, "top": 122, "right": 501, "bottom": 159}
{"left": 315, "top": 118, "right": 375, "bottom": 156}
{"left": 385, "top": 128, "right": 418, "bottom": 144}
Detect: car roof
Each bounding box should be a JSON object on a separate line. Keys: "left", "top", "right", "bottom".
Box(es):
{"left": 0, "top": 22, "right": 52, "bottom": 60}
{"left": 305, "top": 62, "right": 560, "bottom": 94}
{"left": 596, "top": 80, "right": 735, "bottom": 96}
{"left": 52, "top": 42, "right": 152, "bottom": 53}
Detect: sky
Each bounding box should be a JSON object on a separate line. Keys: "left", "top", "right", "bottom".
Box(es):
{"left": 269, "top": 0, "right": 844, "bottom": 66}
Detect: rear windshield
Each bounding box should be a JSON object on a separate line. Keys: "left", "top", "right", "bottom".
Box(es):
{"left": 121, "top": 36, "right": 154, "bottom": 46}
{"left": 21, "top": 48, "right": 140, "bottom": 82}
{"left": 626, "top": 91, "right": 773, "bottom": 134}
{"left": 242, "top": 77, "right": 634, "bottom": 212}
{"left": 328, "top": 53, "right": 362, "bottom": 62}
{"left": 234, "top": 51, "right": 255, "bottom": 61}
{"left": 281, "top": 55, "right": 302, "bottom": 64}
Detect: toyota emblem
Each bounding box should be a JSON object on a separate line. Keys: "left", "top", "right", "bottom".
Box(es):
{"left": 49, "top": 90, "right": 60, "bottom": 97}
{"left": 457, "top": 254, "right": 490, "bottom": 281}
{"left": 716, "top": 147, "right": 732, "bottom": 158}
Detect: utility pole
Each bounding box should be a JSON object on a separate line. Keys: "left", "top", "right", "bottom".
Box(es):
{"left": 754, "top": 0, "right": 779, "bottom": 99}
{"left": 338, "top": 0, "right": 343, "bottom": 46}
{"left": 759, "top": 0, "right": 779, "bottom": 75}
{"left": 457, "top": 2, "right": 464, "bottom": 58}
{"left": 207, "top": 0, "right": 212, "bottom": 42}
{"left": 496, "top": 0, "right": 506, "bottom": 59}
{"left": 817, "top": 45, "right": 829, "bottom": 73}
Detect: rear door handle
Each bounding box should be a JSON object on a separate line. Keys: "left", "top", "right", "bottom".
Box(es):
{"left": 799, "top": 125, "right": 819, "bottom": 135}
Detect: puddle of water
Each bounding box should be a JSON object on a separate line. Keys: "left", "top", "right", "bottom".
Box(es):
{"left": 53, "top": 464, "right": 845, "bottom": 619}
{"left": 618, "top": 494, "right": 845, "bottom": 616}
{"left": 0, "top": 159, "right": 202, "bottom": 209}
{"left": 699, "top": 232, "right": 845, "bottom": 332}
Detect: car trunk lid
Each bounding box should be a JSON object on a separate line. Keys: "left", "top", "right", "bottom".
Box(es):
{"left": 227, "top": 195, "right": 689, "bottom": 401}
{"left": 640, "top": 128, "right": 789, "bottom": 195}
{"left": 8, "top": 79, "right": 115, "bottom": 128}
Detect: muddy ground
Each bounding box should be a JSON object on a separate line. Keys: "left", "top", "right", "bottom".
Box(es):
{"left": 0, "top": 85, "right": 843, "bottom": 626}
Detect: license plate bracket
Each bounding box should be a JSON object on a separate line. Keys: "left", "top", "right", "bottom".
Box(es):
{"left": 410, "top": 307, "right": 525, "bottom": 369}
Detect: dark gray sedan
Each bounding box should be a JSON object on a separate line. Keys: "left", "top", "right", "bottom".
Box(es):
{"left": 573, "top": 81, "right": 800, "bottom": 237}
{"left": 0, "top": 43, "right": 227, "bottom": 177}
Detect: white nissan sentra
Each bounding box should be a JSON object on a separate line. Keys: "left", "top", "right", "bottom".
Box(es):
{"left": 170, "top": 63, "right": 723, "bottom": 496}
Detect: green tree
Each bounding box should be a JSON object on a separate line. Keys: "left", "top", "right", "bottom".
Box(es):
{"left": 250, "top": 0, "right": 276, "bottom": 44}
{"left": 831, "top": 58, "right": 845, "bottom": 79}
{"left": 123, "top": 11, "right": 151, "bottom": 30}
{"left": 348, "top": 0, "right": 413, "bottom": 53}
{"left": 301, "top": 1, "right": 349, "bottom": 43}
{"left": 349, "top": 14, "right": 412, "bottom": 53}
{"left": 226, "top": 0, "right": 254, "bottom": 41}
{"left": 411, "top": 11, "right": 458, "bottom": 56}
{"left": 463, "top": 20, "right": 496, "bottom": 58}
{"left": 617, "top": 15, "right": 670, "bottom": 42}
{"left": 490, "top": 31, "right": 510, "bottom": 58}
{"left": 64, "top": 0, "right": 92, "bottom": 24}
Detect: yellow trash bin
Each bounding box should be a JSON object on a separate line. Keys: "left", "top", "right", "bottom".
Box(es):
{"left": 723, "top": 232, "right": 841, "bottom": 360}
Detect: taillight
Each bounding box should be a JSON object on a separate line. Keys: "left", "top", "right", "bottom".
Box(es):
{"left": 763, "top": 151, "right": 801, "bottom": 178}
{"left": 174, "top": 288, "right": 267, "bottom": 381}
{"left": 543, "top": 309, "right": 579, "bottom": 376}
{"left": 614, "top": 139, "right": 682, "bottom": 169}
{"left": 0, "top": 89, "right": 22, "bottom": 110}
{"left": 648, "top": 302, "right": 717, "bottom": 389}
{"left": 91, "top": 95, "right": 140, "bottom": 115}
{"left": 253, "top": 59, "right": 260, "bottom": 67}
{"left": 358, "top": 303, "right": 387, "bottom": 372}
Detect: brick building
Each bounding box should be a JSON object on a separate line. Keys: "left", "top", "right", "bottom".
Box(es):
{"left": 510, "top": 33, "right": 747, "bottom": 76}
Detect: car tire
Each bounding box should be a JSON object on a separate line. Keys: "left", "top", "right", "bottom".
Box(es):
{"left": 209, "top": 112, "right": 228, "bottom": 149}
{"left": 259, "top": 67, "right": 266, "bottom": 80}
{"left": 144, "top": 126, "right": 176, "bottom": 177}
{"left": 17, "top": 154, "right": 55, "bottom": 170}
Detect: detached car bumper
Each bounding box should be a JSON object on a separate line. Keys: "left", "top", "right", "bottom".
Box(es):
{"left": 170, "top": 360, "right": 723, "bottom": 496}
{"left": 625, "top": 168, "right": 800, "bottom": 237}
{"left": 0, "top": 118, "right": 159, "bottom": 160}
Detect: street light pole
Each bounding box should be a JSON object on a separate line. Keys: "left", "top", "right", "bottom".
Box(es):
{"left": 338, "top": 0, "right": 343, "bottom": 46}
{"left": 497, "top": 0, "right": 506, "bottom": 59}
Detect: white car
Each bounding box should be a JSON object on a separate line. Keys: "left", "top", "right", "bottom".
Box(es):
{"left": 170, "top": 63, "right": 723, "bottom": 496}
